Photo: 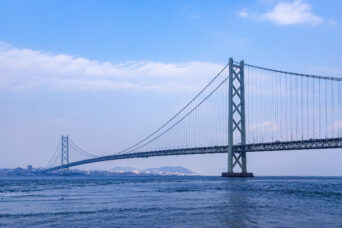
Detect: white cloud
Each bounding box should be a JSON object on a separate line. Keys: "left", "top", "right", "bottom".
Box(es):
{"left": 0, "top": 43, "right": 223, "bottom": 93}
{"left": 238, "top": 8, "right": 248, "bottom": 18}
{"left": 239, "top": 0, "right": 327, "bottom": 26}
{"left": 262, "top": 0, "right": 323, "bottom": 25}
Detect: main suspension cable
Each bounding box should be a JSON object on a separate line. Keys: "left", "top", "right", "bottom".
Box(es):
{"left": 115, "top": 62, "right": 229, "bottom": 155}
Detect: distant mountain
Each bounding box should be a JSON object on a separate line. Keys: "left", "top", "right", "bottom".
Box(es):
{"left": 111, "top": 166, "right": 196, "bottom": 175}
{"left": 144, "top": 166, "right": 195, "bottom": 174}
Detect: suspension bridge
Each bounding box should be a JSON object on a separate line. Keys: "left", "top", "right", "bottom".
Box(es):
{"left": 43, "top": 58, "right": 342, "bottom": 177}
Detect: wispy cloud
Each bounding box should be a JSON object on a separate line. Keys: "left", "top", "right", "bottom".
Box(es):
{"left": 238, "top": 8, "right": 248, "bottom": 18}
{"left": 239, "top": 0, "right": 327, "bottom": 26}
{"left": 0, "top": 43, "right": 223, "bottom": 93}
{"left": 248, "top": 121, "right": 278, "bottom": 132}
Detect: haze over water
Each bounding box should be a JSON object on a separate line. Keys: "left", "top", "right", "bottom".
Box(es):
{"left": 0, "top": 176, "right": 341, "bottom": 227}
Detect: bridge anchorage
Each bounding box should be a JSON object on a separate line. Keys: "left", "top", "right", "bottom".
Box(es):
{"left": 222, "top": 58, "right": 253, "bottom": 177}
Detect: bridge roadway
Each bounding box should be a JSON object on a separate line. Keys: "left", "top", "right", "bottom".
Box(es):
{"left": 43, "top": 137, "right": 342, "bottom": 172}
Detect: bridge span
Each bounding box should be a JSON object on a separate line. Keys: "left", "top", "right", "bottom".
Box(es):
{"left": 43, "top": 137, "right": 342, "bottom": 173}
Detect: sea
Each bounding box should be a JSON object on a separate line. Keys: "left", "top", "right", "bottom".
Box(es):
{"left": 0, "top": 176, "right": 341, "bottom": 227}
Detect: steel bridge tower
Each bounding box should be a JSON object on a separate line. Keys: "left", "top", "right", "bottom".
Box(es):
{"left": 61, "top": 135, "right": 69, "bottom": 170}
{"left": 222, "top": 58, "right": 253, "bottom": 177}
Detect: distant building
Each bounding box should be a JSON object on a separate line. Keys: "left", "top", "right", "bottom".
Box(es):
{"left": 27, "top": 165, "right": 33, "bottom": 170}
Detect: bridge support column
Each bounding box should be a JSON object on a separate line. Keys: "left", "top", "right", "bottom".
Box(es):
{"left": 61, "top": 135, "right": 69, "bottom": 171}
{"left": 222, "top": 58, "right": 253, "bottom": 177}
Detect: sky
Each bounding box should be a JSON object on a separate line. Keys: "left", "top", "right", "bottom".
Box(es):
{"left": 1, "top": 0, "right": 342, "bottom": 175}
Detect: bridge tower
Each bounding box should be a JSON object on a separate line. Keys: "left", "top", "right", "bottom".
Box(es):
{"left": 222, "top": 58, "right": 253, "bottom": 177}
{"left": 61, "top": 135, "right": 69, "bottom": 170}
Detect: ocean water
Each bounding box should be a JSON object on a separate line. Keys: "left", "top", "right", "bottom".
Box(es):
{"left": 0, "top": 176, "right": 341, "bottom": 227}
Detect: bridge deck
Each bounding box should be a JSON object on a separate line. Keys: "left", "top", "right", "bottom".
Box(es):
{"left": 43, "top": 137, "right": 342, "bottom": 172}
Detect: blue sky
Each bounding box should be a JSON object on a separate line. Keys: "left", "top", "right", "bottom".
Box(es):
{"left": 1, "top": 0, "right": 342, "bottom": 175}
